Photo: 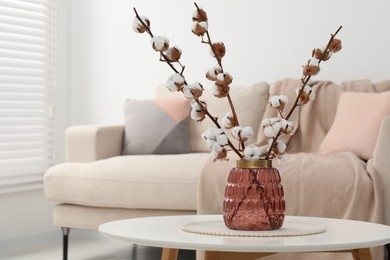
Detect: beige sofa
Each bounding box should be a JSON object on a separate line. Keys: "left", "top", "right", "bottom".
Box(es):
{"left": 44, "top": 79, "right": 390, "bottom": 259}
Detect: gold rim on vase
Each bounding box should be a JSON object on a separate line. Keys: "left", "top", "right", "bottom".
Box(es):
{"left": 236, "top": 159, "right": 272, "bottom": 169}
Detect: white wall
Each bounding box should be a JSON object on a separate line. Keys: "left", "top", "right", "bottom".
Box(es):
{"left": 70, "top": 0, "right": 390, "bottom": 125}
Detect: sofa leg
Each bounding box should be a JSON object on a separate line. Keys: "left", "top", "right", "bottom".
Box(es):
{"left": 385, "top": 244, "right": 390, "bottom": 260}
{"left": 61, "top": 227, "right": 71, "bottom": 260}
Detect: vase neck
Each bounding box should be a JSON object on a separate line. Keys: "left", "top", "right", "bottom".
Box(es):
{"left": 236, "top": 159, "right": 272, "bottom": 169}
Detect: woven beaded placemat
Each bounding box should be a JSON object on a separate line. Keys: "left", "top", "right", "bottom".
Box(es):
{"left": 181, "top": 220, "right": 326, "bottom": 237}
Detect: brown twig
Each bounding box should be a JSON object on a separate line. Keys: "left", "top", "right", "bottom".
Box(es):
{"left": 265, "top": 26, "right": 342, "bottom": 160}
{"left": 194, "top": 2, "right": 244, "bottom": 150}
{"left": 133, "top": 7, "right": 243, "bottom": 159}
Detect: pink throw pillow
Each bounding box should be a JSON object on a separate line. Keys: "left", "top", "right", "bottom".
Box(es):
{"left": 318, "top": 91, "right": 390, "bottom": 160}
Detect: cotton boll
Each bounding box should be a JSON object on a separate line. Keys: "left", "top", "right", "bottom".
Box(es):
{"left": 190, "top": 101, "right": 206, "bottom": 122}
{"left": 279, "top": 95, "right": 289, "bottom": 105}
{"left": 166, "top": 73, "right": 184, "bottom": 92}
{"left": 164, "top": 46, "right": 182, "bottom": 62}
{"left": 264, "top": 126, "right": 277, "bottom": 138}
{"left": 192, "top": 21, "right": 208, "bottom": 36}
{"left": 211, "top": 146, "right": 227, "bottom": 160}
{"left": 297, "top": 85, "right": 315, "bottom": 104}
{"left": 190, "top": 109, "right": 204, "bottom": 121}
{"left": 241, "top": 126, "right": 253, "bottom": 139}
{"left": 206, "top": 65, "right": 222, "bottom": 81}
{"left": 243, "top": 146, "right": 265, "bottom": 160}
{"left": 280, "top": 119, "right": 294, "bottom": 134}
{"left": 231, "top": 126, "right": 243, "bottom": 140}
{"left": 329, "top": 38, "right": 342, "bottom": 53}
{"left": 216, "top": 72, "right": 233, "bottom": 86}
{"left": 221, "top": 111, "right": 234, "bottom": 129}
{"left": 205, "top": 139, "right": 216, "bottom": 149}
{"left": 151, "top": 36, "right": 169, "bottom": 52}
{"left": 166, "top": 80, "right": 178, "bottom": 92}
{"left": 261, "top": 118, "right": 271, "bottom": 127}
{"left": 133, "top": 16, "right": 150, "bottom": 33}
{"left": 192, "top": 8, "right": 208, "bottom": 22}
{"left": 302, "top": 59, "right": 320, "bottom": 76}
{"left": 183, "top": 85, "right": 194, "bottom": 99}
{"left": 243, "top": 147, "right": 260, "bottom": 160}
{"left": 211, "top": 83, "right": 229, "bottom": 98}
{"left": 309, "top": 58, "right": 319, "bottom": 67}
{"left": 210, "top": 42, "right": 226, "bottom": 59}
{"left": 269, "top": 96, "right": 281, "bottom": 108}
{"left": 202, "top": 128, "right": 216, "bottom": 140}
{"left": 211, "top": 128, "right": 224, "bottom": 137}
{"left": 173, "top": 74, "right": 185, "bottom": 85}
{"left": 216, "top": 134, "right": 228, "bottom": 146}
{"left": 188, "top": 81, "right": 203, "bottom": 99}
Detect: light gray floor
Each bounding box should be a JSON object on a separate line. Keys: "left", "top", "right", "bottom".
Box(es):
{"left": 0, "top": 232, "right": 195, "bottom": 260}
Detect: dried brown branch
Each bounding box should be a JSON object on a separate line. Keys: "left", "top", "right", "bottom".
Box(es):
{"left": 265, "top": 26, "right": 342, "bottom": 160}
{"left": 193, "top": 2, "right": 244, "bottom": 150}
{"left": 133, "top": 7, "right": 243, "bottom": 159}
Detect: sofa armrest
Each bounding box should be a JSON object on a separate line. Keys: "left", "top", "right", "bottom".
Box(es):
{"left": 373, "top": 116, "right": 390, "bottom": 225}
{"left": 65, "top": 125, "right": 124, "bottom": 162}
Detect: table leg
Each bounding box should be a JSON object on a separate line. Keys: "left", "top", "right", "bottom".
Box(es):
{"left": 350, "top": 248, "right": 372, "bottom": 260}
{"left": 161, "top": 248, "right": 178, "bottom": 260}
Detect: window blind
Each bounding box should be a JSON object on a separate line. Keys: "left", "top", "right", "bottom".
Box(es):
{"left": 0, "top": 0, "right": 56, "bottom": 193}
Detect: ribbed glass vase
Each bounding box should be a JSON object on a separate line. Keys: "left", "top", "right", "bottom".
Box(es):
{"left": 223, "top": 159, "right": 285, "bottom": 230}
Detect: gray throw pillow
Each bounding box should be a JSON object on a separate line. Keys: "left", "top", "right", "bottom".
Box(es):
{"left": 122, "top": 97, "right": 191, "bottom": 155}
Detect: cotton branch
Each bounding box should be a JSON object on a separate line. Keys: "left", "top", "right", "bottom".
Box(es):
{"left": 133, "top": 7, "right": 243, "bottom": 159}
{"left": 265, "top": 25, "right": 343, "bottom": 160}
{"left": 193, "top": 2, "right": 244, "bottom": 150}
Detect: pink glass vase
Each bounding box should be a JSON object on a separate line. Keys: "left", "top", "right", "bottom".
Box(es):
{"left": 223, "top": 159, "right": 285, "bottom": 230}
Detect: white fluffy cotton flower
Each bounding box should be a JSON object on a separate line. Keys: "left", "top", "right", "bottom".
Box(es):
{"left": 190, "top": 101, "right": 206, "bottom": 122}
{"left": 191, "top": 21, "right": 208, "bottom": 36}
{"left": 166, "top": 73, "right": 185, "bottom": 92}
{"left": 243, "top": 146, "right": 266, "bottom": 160}
{"left": 202, "top": 128, "right": 229, "bottom": 160}
{"left": 269, "top": 95, "right": 289, "bottom": 110}
{"left": 241, "top": 126, "right": 254, "bottom": 140}
{"left": 216, "top": 72, "right": 233, "bottom": 86}
{"left": 132, "top": 16, "right": 150, "bottom": 33}
{"left": 201, "top": 127, "right": 224, "bottom": 143}
{"left": 309, "top": 58, "right": 319, "bottom": 67}
{"left": 150, "top": 36, "right": 169, "bottom": 52}
{"left": 206, "top": 64, "right": 222, "bottom": 81}
{"left": 296, "top": 85, "right": 316, "bottom": 104}
{"left": 210, "top": 143, "right": 227, "bottom": 160}
{"left": 211, "top": 82, "right": 230, "bottom": 98}
{"left": 304, "top": 85, "right": 316, "bottom": 101}
{"left": 216, "top": 134, "right": 228, "bottom": 146}
{"left": 183, "top": 81, "right": 203, "bottom": 99}
{"left": 280, "top": 119, "right": 294, "bottom": 135}
{"left": 262, "top": 118, "right": 282, "bottom": 138}
{"left": 231, "top": 126, "right": 253, "bottom": 142}
{"left": 221, "top": 111, "right": 234, "bottom": 129}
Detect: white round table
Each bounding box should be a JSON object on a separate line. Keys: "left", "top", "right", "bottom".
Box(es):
{"left": 99, "top": 215, "right": 390, "bottom": 260}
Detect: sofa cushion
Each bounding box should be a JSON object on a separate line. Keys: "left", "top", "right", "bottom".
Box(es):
{"left": 44, "top": 153, "right": 210, "bottom": 211}
{"left": 318, "top": 91, "right": 390, "bottom": 160}
{"left": 122, "top": 97, "right": 191, "bottom": 155}
{"left": 156, "top": 82, "right": 270, "bottom": 152}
